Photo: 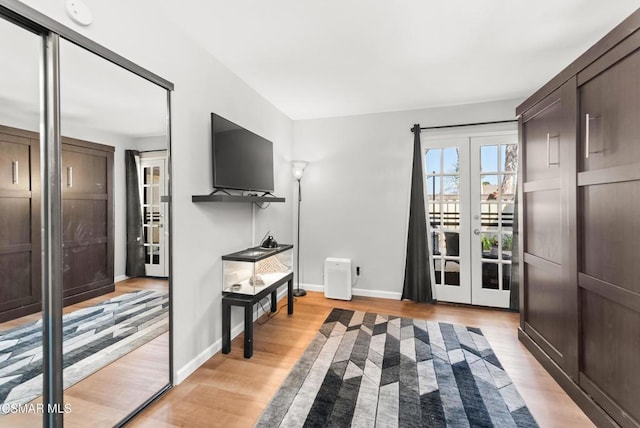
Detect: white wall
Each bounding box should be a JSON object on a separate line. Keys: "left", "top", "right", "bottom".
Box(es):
{"left": 16, "top": 0, "right": 294, "bottom": 382}
{"left": 292, "top": 99, "right": 522, "bottom": 298}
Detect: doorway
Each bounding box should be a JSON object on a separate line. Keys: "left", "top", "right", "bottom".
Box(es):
{"left": 422, "top": 125, "right": 518, "bottom": 308}
{"left": 140, "top": 152, "right": 169, "bottom": 277}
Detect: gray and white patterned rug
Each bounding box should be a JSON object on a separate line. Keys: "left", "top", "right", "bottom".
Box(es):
{"left": 0, "top": 289, "right": 168, "bottom": 411}
{"left": 257, "top": 308, "right": 537, "bottom": 427}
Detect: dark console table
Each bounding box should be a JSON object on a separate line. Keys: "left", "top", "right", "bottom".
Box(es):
{"left": 221, "top": 245, "right": 294, "bottom": 358}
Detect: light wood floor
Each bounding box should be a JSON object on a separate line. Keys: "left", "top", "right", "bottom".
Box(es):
{"left": 131, "top": 292, "right": 593, "bottom": 428}
{"left": 0, "top": 277, "right": 170, "bottom": 427}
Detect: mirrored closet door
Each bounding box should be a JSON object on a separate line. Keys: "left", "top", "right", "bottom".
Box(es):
{"left": 0, "top": 4, "right": 173, "bottom": 426}
{"left": 0, "top": 14, "right": 43, "bottom": 427}
{"left": 58, "top": 39, "right": 171, "bottom": 426}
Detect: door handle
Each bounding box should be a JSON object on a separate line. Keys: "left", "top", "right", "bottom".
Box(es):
{"left": 585, "top": 114, "right": 599, "bottom": 159}
{"left": 67, "top": 166, "right": 73, "bottom": 188}
{"left": 473, "top": 229, "right": 481, "bottom": 235}
{"left": 11, "top": 160, "right": 18, "bottom": 184}
{"left": 546, "top": 133, "right": 560, "bottom": 167}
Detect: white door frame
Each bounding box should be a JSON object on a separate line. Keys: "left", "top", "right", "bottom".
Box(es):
{"left": 421, "top": 123, "right": 517, "bottom": 308}
{"left": 140, "top": 151, "right": 168, "bottom": 277}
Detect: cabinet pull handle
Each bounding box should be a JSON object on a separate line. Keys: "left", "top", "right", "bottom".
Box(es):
{"left": 546, "top": 133, "right": 559, "bottom": 168}
{"left": 546, "top": 133, "right": 550, "bottom": 168}
{"left": 585, "top": 113, "right": 591, "bottom": 159}
{"left": 11, "top": 160, "right": 18, "bottom": 184}
{"left": 584, "top": 114, "right": 601, "bottom": 159}
{"left": 67, "top": 166, "right": 73, "bottom": 188}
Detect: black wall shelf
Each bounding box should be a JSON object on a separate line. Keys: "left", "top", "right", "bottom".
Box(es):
{"left": 192, "top": 194, "right": 285, "bottom": 203}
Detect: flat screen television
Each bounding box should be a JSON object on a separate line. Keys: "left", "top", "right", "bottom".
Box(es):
{"left": 211, "top": 113, "right": 274, "bottom": 193}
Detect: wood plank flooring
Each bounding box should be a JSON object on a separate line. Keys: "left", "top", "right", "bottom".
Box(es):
{"left": 132, "top": 292, "right": 593, "bottom": 428}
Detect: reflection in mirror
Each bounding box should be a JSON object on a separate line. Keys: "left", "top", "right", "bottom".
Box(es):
{"left": 58, "top": 39, "right": 170, "bottom": 424}
{"left": 0, "top": 17, "right": 43, "bottom": 427}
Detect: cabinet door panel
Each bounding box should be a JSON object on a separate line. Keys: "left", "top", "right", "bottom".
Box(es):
{"left": 521, "top": 78, "right": 578, "bottom": 379}
{"left": 62, "top": 200, "right": 108, "bottom": 244}
{"left": 525, "top": 263, "right": 565, "bottom": 362}
{"left": 580, "top": 49, "right": 640, "bottom": 171}
{"left": 0, "top": 252, "right": 33, "bottom": 309}
{"left": 0, "top": 132, "right": 40, "bottom": 318}
{"left": 0, "top": 199, "right": 30, "bottom": 246}
{"left": 581, "top": 181, "right": 640, "bottom": 294}
{"left": 525, "top": 190, "right": 562, "bottom": 264}
{"left": 61, "top": 148, "right": 108, "bottom": 194}
{"left": 63, "top": 243, "right": 109, "bottom": 293}
{"left": 581, "top": 290, "right": 640, "bottom": 425}
{"left": 522, "top": 99, "right": 562, "bottom": 182}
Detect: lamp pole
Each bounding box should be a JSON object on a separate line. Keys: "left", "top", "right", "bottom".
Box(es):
{"left": 294, "top": 178, "right": 306, "bottom": 296}
{"left": 292, "top": 161, "right": 308, "bottom": 297}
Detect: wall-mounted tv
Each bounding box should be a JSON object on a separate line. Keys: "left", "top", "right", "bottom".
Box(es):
{"left": 211, "top": 113, "right": 274, "bottom": 193}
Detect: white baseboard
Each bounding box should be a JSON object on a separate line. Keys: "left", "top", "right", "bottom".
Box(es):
{"left": 114, "top": 275, "right": 129, "bottom": 284}
{"left": 301, "top": 283, "right": 324, "bottom": 292}
{"left": 175, "top": 338, "right": 221, "bottom": 385}
{"left": 300, "top": 283, "right": 401, "bottom": 300}
{"left": 174, "top": 287, "right": 289, "bottom": 385}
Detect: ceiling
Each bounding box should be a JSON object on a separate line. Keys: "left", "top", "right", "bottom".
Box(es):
{"left": 160, "top": 1, "right": 640, "bottom": 120}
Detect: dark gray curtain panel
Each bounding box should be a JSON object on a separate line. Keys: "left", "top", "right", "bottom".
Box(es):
{"left": 509, "top": 189, "right": 520, "bottom": 311}
{"left": 402, "top": 125, "right": 434, "bottom": 302}
{"left": 125, "top": 150, "right": 146, "bottom": 277}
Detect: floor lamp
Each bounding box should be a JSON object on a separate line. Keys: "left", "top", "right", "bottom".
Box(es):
{"left": 292, "top": 160, "right": 308, "bottom": 297}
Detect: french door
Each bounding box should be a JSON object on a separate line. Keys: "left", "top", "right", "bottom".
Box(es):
{"left": 423, "top": 127, "right": 518, "bottom": 308}
{"left": 140, "top": 153, "right": 169, "bottom": 277}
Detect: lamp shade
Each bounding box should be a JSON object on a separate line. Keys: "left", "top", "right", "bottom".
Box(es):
{"left": 291, "top": 160, "right": 308, "bottom": 180}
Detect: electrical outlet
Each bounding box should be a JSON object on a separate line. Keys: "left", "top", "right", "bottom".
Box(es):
{"left": 356, "top": 266, "right": 361, "bottom": 276}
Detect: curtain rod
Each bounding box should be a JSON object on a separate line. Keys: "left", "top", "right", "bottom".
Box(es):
{"left": 415, "top": 119, "right": 517, "bottom": 132}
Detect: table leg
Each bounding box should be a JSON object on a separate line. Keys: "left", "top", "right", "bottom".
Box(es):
{"left": 244, "top": 303, "right": 253, "bottom": 358}
{"left": 288, "top": 276, "right": 294, "bottom": 315}
{"left": 270, "top": 289, "right": 277, "bottom": 312}
{"left": 222, "top": 301, "right": 231, "bottom": 354}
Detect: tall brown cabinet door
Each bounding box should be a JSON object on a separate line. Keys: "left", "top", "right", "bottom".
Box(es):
{"left": 0, "top": 131, "right": 40, "bottom": 320}
{"left": 61, "top": 140, "right": 114, "bottom": 302}
{"left": 577, "top": 47, "right": 640, "bottom": 427}
{"left": 520, "top": 78, "right": 578, "bottom": 380}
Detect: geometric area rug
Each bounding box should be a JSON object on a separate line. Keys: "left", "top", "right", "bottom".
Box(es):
{"left": 0, "top": 290, "right": 168, "bottom": 412}
{"left": 256, "top": 308, "right": 538, "bottom": 428}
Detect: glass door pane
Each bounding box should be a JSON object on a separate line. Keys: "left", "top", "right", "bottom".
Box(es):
{"left": 0, "top": 16, "right": 43, "bottom": 427}
{"left": 471, "top": 135, "right": 518, "bottom": 308}
{"left": 423, "top": 138, "right": 471, "bottom": 304}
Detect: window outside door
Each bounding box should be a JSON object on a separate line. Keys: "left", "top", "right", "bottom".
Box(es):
{"left": 140, "top": 153, "right": 168, "bottom": 277}
{"left": 423, "top": 126, "right": 518, "bottom": 308}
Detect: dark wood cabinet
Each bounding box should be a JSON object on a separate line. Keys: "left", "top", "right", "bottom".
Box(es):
{"left": 517, "top": 8, "right": 640, "bottom": 428}
{"left": 576, "top": 41, "right": 640, "bottom": 427}
{"left": 0, "top": 128, "right": 41, "bottom": 320}
{"left": 0, "top": 125, "right": 114, "bottom": 322}
{"left": 520, "top": 79, "right": 578, "bottom": 379}
{"left": 61, "top": 139, "right": 114, "bottom": 304}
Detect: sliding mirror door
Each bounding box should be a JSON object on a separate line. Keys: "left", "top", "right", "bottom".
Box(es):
{"left": 58, "top": 39, "right": 170, "bottom": 425}
{"left": 0, "top": 16, "right": 43, "bottom": 427}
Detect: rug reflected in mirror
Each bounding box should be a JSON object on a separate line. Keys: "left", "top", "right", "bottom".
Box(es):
{"left": 0, "top": 290, "right": 168, "bottom": 412}
{"left": 257, "top": 308, "right": 537, "bottom": 427}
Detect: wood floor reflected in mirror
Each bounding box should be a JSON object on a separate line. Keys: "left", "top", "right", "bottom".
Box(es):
{"left": 0, "top": 278, "right": 169, "bottom": 427}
